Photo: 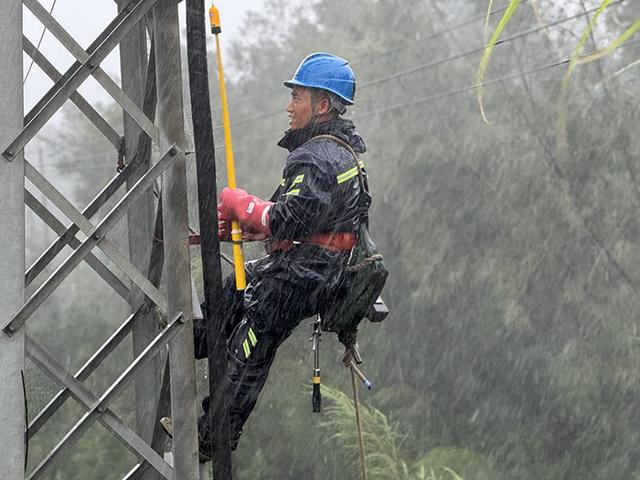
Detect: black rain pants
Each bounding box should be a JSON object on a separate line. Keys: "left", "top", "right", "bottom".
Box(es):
{"left": 193, "top": 269, "right": 326, "bottom": 449}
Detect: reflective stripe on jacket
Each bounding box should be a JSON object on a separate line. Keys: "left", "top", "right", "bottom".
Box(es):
{"left": 245, "top": 118, "right": 368, "bottom": 289}
{"left": 269, "top": 117, "right": 367, "bottom": 240}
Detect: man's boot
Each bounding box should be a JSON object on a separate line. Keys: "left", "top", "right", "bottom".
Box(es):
{"left": 160, "top": 417, "right": 212, "bottom": 463}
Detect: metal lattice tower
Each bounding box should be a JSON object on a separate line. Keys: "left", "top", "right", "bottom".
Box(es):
{"left": 0, "top": 0, "right": 205, "bottom": 478}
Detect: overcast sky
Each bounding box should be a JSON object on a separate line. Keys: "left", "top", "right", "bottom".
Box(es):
{"left": 22, "top": 0, "right": 266, "bottom": 111}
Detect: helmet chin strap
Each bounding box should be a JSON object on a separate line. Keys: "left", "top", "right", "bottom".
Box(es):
{"left": 309, "top": 101, "right": 335, "bottom": 127}
{"left": 300, "top": 94, "right": 335, "bottom": 129}
{"left": 300, "top": 108, "right": 322, "bottom": 130}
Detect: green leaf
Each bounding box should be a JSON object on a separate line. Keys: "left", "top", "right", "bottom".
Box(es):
{"left": 483, "top": 0, "right": 495, "bottom": 43}
{"left": 475, "top": 0, "right": 522, "bottom": 124}
{"left": 556, "top": 0, "right": 615, "bottom": 154}
{"left": 578, "top": 19, "right": 640, "bottom": 64}
{"left": 413, "top": 447, "right": 497, "bottom": 480}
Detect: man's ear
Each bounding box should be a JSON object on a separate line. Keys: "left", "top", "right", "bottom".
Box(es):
{"left": 315, "top": 96, "right": 331, "bottom": 115}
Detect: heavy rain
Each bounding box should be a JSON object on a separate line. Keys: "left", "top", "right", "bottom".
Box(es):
{"left": 2, "top": 0, "right": 639, "bottom": 479}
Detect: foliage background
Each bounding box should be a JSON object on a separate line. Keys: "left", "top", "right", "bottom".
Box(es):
{"left": 22, "top": 0, "right": 640, "bottom": 478}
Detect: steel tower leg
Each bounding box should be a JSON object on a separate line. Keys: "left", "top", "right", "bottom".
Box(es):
{"left": 153, "top": 0, "right": 200, "bottom": 477}
{"left": 0, "top": 1, "right": 25, "bottom": 478}
{"left": 116, "top": 0, "right": 161, "bottom": 463}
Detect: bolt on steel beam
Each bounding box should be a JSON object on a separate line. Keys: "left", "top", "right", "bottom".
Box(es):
{"left": 3, "top": 145, "right": 180, "bottom": 336}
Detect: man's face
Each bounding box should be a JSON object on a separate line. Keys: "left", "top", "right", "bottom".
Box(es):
{"left": 286, "top": 86, "right": 314, "bottom": 130}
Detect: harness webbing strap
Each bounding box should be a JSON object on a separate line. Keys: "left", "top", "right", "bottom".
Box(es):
{"left": 309, "top": 134, "right": 371, "bottom": 225}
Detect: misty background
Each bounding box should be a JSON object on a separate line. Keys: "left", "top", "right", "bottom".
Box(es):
{"left": 20, "top": 0, "right": 640, "bottom": 479}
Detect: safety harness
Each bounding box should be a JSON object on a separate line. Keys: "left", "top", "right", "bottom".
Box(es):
{"left": 266, "top": 134, "right": 365, "bottom": 249}
{"left": 300, "top": 136, "right": 384, "bottom": 480}
{"left": 303, "top": 134, "right": 389, "bottom": 336}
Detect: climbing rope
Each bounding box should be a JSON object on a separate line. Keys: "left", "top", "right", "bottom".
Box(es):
{"left": 346, "top": 254, "right": 384, "bottom": 273}
{"left": 350, "top": 366, "right": 368, "bottom": 480}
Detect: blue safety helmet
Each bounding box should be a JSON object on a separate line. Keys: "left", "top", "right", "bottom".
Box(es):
{"left": 284, "top": 53, "right": 356, "bottom": 105}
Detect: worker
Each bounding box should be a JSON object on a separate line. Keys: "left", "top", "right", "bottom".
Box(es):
{"left": 166, "top": 52, "right": 368, "bottom": 461}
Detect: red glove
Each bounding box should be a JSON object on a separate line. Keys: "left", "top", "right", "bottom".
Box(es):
{"left": 217, "top": 204, "right": 231, "bottom": 241}
{"left": 218, "top": 203, "right": 269, "bottom": 242}
{"left": 219, "top": 187, "right": 273, "bottom": 236}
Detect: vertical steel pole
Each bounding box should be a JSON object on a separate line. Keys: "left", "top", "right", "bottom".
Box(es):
{"left": 186, "top": 0, "right": 232, "bottom": 477}
{"left": 116, "top": 1, "right": 161, "bottom": 464}
{"left": 0, "top": 1, "right": 25, "bottom": 478}
{"left": 153, "top": 0, "right": 200, "bottom": 478}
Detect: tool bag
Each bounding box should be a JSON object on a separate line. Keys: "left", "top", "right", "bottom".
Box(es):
{"left": 321, "top": 221, "right": 389, "bottom": 335}
{"left": 312, "top": 135, "right": 389, "bottom": 336}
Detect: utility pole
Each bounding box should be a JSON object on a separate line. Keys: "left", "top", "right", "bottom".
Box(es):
{"left": 153, "top": 0, "right": 200, "bottom": 478}
{"left": 0, "top": 1, "right": 25, "bottom": 479}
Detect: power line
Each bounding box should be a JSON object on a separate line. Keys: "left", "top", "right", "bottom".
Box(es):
{"left": 213, "top": 0, "right": 627, "bottom": 131}
{"left": 353, "top": 50, "right": 640, "bottom": 120}
{"left": 350, "top": 3, "right": 511, "bottom": 65}
{"left": 351, "top": 38, "right": 640, "bottom": 118}
{"left": 221, "top": 37, "right": 640, "bottom": 152}
{"left": 212, "top": 2, "right": 514, "bottom": 114}
{"left": 213, "top": 108, "right": 283, "bottom": 132}
{"left": 24, "top": 0, "right": 58, "bottom": 85}
{"left": 354, "top": 58, "right": 574, "bottom": 119}
{"left": 357, "top": 0, "right": 626, "bottom": 88}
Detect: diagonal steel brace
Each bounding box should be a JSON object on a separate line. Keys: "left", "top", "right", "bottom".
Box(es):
{"left": 2, "top": 0, "right": 160, "bottom": 162}
{"left": 24, "top": 160, "right": 167, "bottom": 313}
{"left": 24, "top": 189, "right": 131, "bottom": 301}
{"left": 27, "top": 305, "right": 145, "bottom": 439}
{"left": 2, "top": 144, "right": 181, "bottom": 336}
{"left": 26, "top": 311, "right": 185, "bottom": 480}
{"left": 25, "top": 162, "right": 136, "bottom": 288}
{"left": 22, "top": 0, "right": 159, "bottom": 144}
{"left": 26, "top": 334, "right": 173, "bottom": 479}
{"left": 22, "top": 35, "right": 122, "bottom": 148}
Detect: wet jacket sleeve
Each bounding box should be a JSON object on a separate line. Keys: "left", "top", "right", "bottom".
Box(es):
{"left": 268, "top": 155, "right": 333, "bottom": 240}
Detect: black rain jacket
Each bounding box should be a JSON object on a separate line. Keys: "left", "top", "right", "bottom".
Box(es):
{"left": 245, "top": 117, "right": 367, "bottom": 291}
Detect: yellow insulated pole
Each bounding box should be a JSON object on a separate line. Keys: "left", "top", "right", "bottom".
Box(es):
{"left": 209, "top": 2, "right": 247, "bottom": 290}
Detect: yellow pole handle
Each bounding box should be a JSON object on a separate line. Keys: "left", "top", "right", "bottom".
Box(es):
{"left": 211, "top": 4, "right": 247, "bottom": 290}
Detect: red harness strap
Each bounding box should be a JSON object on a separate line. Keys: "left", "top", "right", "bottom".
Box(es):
{"left": 267, "top": 232, "right": 356, "bottom": 253}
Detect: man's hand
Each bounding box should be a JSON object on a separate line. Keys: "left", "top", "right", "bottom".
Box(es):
{"left": 218, "top": 204, "right": 269, "bottom": 242}
{"left": 219, "top": 187, "right": 273, "bottom": 236}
